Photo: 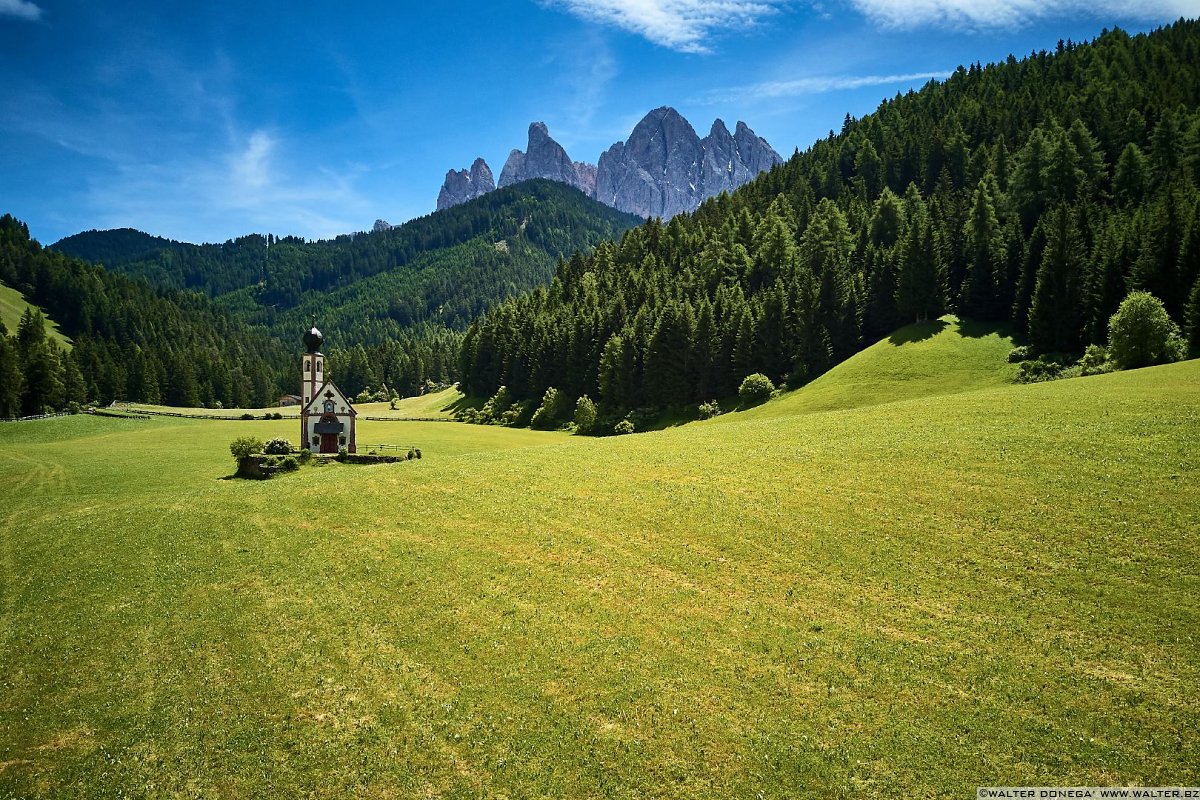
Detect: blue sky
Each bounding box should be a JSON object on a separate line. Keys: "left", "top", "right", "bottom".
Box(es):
{"left": 2, "top": 0, "right": 1197, "bottom": 245}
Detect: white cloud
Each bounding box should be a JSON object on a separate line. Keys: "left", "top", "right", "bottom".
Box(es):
{"left": 704, "top": 70, "right": 950, "bottom": 102}
{"left": 848, "top": 0, "right": 1200, "bottom": 30}
{"left": 544, "top": 0, "right": 788, "bottom": 53}
{"left": 231, "top": 130, "right": 274, "bottom": 192}
{"left": 0, "top": 0, "right": 41, "bottom": 21}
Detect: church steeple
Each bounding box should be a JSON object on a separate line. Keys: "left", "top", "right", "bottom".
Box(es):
{"left": 303, "top": 316, "right": 324, "bottom": 354}
{"left": 300, "top": 319, "right": 326, "bottom": 439}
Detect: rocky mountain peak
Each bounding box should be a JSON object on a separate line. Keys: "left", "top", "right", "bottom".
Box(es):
{"left": 437, "top": 157, "right": 496, "bottom": 211}
{"left": 431, "top": 107, "right": 782, "bottom": 219}
{"left": 498, "top": 122, "right": 596, "bottom": 194}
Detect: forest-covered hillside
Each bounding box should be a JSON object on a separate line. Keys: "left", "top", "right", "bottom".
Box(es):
{"left": 54, "top": 180, "right": 642, "bottom": 344}
{"left": 0, "top": 215, "right": 291, "bottom": 415}
{"left": 459, "top": 21, "right": 1200, "bottom": 413}
{"left": 48, "top": 181, "right": 641, "bottom": 403}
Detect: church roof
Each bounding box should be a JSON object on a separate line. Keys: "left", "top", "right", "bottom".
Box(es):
{"left": 300, "top": 380, "right": 357, "bottom": 417}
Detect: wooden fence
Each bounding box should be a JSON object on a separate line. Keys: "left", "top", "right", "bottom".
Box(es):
{"left": 0, "top": 411, "right": 73, "bottom": 423}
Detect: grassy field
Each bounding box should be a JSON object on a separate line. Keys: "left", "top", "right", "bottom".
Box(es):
{"left": 1, "top": 325, "right": 1197, "bottom": 798}
{"left": 0, "top": 281, "right": 72, "bottom": 350}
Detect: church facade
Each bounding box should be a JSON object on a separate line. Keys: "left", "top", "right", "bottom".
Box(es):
{"left": 299, "top": 325, "right": 357, "bottom": 454}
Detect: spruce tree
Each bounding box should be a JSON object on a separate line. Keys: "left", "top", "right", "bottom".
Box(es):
{"left": 895, "top": 186, "right": 946, "bottom": 323}
{"left": 1186, "top": 273, "right": 1200, "bottom": 357}
{"left": 959, "top": 174, "right": 1006, "bottom": 319}
{"left": 1113, "top": 143, "right": 1150, "bottom": 207}
{"left": 0, "top": 333, "right": 23, "bottom": 417}
{"left": 1028, "top": 204, "right": 1085, "bottom": 354}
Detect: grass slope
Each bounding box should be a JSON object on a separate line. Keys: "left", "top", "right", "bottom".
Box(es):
{"left": 751, "top": 315, "right": 1018, "bottom": 418}
{"left": 0, "top": 280, "right": 72, "bottom": 350}
{"left": 1, "top": 361, "right": 1197, "bottom": 797}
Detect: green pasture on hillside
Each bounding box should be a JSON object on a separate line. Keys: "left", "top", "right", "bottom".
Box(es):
{"left": 1, "top": 349, "right": 1197, "bottom": 796}
{"left": 0, "top": 281, "right": 72, "bottom": 350}
{"left": 751, "top": 315, "right": 1019, "bottom": 418}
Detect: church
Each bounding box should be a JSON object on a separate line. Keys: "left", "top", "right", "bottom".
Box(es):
{"left": 299, "top": 324, "right": 357, "bottom": 454}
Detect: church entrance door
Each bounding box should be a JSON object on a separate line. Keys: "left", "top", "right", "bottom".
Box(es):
{"left": 319, "top": 433, "right": 338, "bottom": 454}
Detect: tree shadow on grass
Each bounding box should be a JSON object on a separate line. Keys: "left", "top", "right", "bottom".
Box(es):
{"left": 888, "top": 318, "right": 948, "bottom": 345}
{"left": 956, "top": 317, "right": 1017, "bottom": 340}
{"left": 442, "top": 394, "right": 481, "bottom": 415}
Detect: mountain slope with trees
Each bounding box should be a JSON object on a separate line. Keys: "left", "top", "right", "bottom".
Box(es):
{"left": 51, "top": 181, "right": 641, "bottom": 402}
{"left": 459, "top": 21, "right": 1200, "bottom": 419}
{"left": 53, "top": 180, "right": 642, "bottom": 344}
{"left": 0, "top": 215, "right": 291, "bottom": 415}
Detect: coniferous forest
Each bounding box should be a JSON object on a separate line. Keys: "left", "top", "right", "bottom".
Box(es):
{"left": 458, "top": 22, "right": 1200, "bottom": 415}
{"left": 0, "top": 215, "right": 292, "bottom": 415}
{"left": 43, "top": 180, "right": 641, "bottom": 405}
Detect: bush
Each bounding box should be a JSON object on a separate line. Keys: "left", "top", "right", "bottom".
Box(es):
{"left": 738, "top": 373, "right": 775, "bottom": 406}
{"left": 531, "top": 387, "right": 567, "bottom": 429}
{"left": 279, "top": 455, "right": 299, "bottom": 472}
{"left": 298, "top": 449, "right": 312, "bottom": 464}
{"left": 240, "top": 413, "right": 255, "bottom": 420}
{"left": 479, "top": 386, "right": 513, "bottom": 424}
{"left": 1016, "top": 358, "right": 1066, "bottom": 383}
{"left": 1108, "top": 291, "right": 1184, "bottom": 370}
{"left": 697, "top": 400, "right": 721, "bottom": 420}
{"left": 414, "top": 448, "right": 422, "bottom": 459}
{"left": 1007, "top": 345, "right": 1031, "bottom": 363}
{"left": 573, "top": 395, "right": 597, "bottom": 433}
{"left": 263, "top": 437, "right": 292, "bottom": 455}
{"left": 613, "top": 419, "right": 635, "bottom": 435}
{"left": 1078, "top": 344, "right": 1112, "bottom": 376}
{"left": 230, "top": 436, "right": 263, "bottom": 461}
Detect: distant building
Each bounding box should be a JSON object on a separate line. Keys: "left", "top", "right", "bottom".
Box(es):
{"left": 277, "top": 394, "right": 302, "bottom": 407}
{"left": 298, "top": 325, "right": 356, "bottom": 454}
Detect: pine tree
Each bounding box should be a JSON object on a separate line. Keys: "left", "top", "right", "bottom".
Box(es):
{"left": 1185, "top": 273, "right": 1200, "bottom": 357}
{"left": 959, "top": 174, "right": 1007, "bottom": 319}
{"left": 895, "top": 185, "right": 946, "bottom": 323}
{"left": 1113, "top": 143, "right": 1150, "bottom": 207}
{"left": 1028, "top": 204, "right": 1085, "bottom": 354}
{"left": 0, "top": 333, "right": 23, "bottom": 417}
{"left": 644, "top": 302, "right": 696, "bottom": 406}
{"left": 1012, "top": 127, "right": 1052, "bottom": 235}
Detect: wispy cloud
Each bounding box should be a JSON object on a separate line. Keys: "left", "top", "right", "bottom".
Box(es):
{"left": 542, "top": 0, "right": 787, "bottom": 53}
{"left": 0, "top": 0, "right": 42, "bottom": 21}
{"left": 848, "top": 0, "right": 1200, "bottom": 30}
{"left": 703, "top": 70, "right": 950, "bottom": 103}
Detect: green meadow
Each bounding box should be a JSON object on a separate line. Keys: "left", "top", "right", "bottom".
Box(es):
{"left": 1, "top": 323, "right": 1198, "bottom": 798}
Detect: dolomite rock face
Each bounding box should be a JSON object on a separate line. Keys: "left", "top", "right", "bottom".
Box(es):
{"left": 594, "top": 107, "right": 783, "bottom": 219}
{"left": 436, "top": 157, "right": 496, "bottom": 211}
{"left": 497, "top": 122, "right": 595, "bottom": 195}
{"left": 433, "top": 109, "right": 782, "bottom": 218}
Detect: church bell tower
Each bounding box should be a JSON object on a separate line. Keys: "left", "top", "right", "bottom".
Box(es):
{"left": 300, "top": 323, "right": 325, "bottom": 444}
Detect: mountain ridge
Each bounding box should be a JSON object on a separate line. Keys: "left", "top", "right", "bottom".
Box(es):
{"left": 438, "top": 106, "right": 782, "bottom": 219}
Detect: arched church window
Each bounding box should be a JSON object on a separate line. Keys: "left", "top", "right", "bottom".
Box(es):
{"left": 304, "top": 360, "right": 311, "bottom": 372}
{"left": 316, "top": 361, "right": 322, "bottom": 373}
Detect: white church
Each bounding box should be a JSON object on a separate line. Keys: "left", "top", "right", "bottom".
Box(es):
{"left": 299, "top": 324, "right": 357, "bottom": 454}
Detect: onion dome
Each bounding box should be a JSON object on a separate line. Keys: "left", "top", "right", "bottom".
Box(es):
{"left": 303, "top": 325, "right": 324, "bottom": 353}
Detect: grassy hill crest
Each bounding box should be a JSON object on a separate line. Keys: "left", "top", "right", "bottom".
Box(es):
{"left": 744, "top": 315, "right": 1019, "bottom": 419}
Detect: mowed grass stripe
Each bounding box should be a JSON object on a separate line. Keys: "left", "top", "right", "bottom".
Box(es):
{"left": 0, "top": 360, "right": 1197, "bottom": 797}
